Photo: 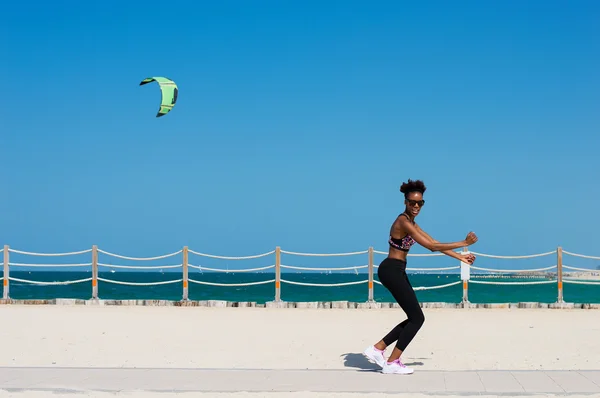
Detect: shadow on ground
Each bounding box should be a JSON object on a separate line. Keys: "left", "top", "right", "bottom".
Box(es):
{"left": 340, "top": 353, "right": 380, "bottom": 372}
{"left": 341, "top": 352, "right": 425, "bottom": 372}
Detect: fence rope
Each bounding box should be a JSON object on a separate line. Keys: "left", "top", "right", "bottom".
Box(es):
{"left": 280, "top": 250, "right": 368, "bottom": 257}
{"left": 281, "top": 279, "right": 368, "bottom": 287}
{"left": 187, "top": 249, "right": 275, "bottom": 260}
{"left": 470, "top": 265, "right": 556, "bottom": 273}
{"left": 97, "top": 248, "right": 182, "bottom": 261}
{"left": 188, "top": 264, "right": 275, "bottom": 272}
{"left": 373, "top": 265, "right": 460, "bottom": 271}
{"left": 469, "top": 250, "right": 556, "bottom": 259}
{"left": 7, "top": 248, "right": 92, "bottom": 256}
{"left": 97, "top": 277, "right": 182, "bottom": 286}
{"left": 374, "top": 279, "right": 461, "bottom": 290}
{"left": 188, "top": 278, "right": 275, "bottom": 286}
{"left": 97, "top": 263, "right": 182, "bottom": 270}
{"left": 280, "top": 264, "right": 369, "bottom": 271}
{"left": 468, "top": 279, "right": 557, "bottom": 285}
{"left": 8, "top": 277, "right": 93, "bottom": 285}
{"left": 562, "top": 250, "right": 600, "bottom": 260}
{"left": 8, "top": 262, "right": 92, "bottom": 268}
{"left": 407, "top": 266, "right": 461, "bottom": 271}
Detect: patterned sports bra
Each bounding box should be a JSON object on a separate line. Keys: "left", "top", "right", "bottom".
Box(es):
{"left": 388, "top": 213, "right": 416, "bottom": 252}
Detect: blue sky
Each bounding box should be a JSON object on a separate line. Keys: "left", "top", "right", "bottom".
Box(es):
{"left": 1, "top": 0, "right": 599, "bottom": 272}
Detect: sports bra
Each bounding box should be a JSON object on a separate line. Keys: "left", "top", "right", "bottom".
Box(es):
{"left": 388, "top": 213, "right": 416, "bottom": 252}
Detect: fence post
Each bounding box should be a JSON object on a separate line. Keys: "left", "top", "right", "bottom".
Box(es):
{"left": 367, "top": 247, "right": 374, "bottom": 302}
{"left": 460, "top": 247, "right": 470, "bottom": 307}
{"left": 557, "top": 246, "right": 563, "bottom": 303}
{"left": 3, "top": 245, "right": 9, "bottom": 300}
{"left": 275, "top": 246, "right": 281, "bottom": 302}
{"left": 182, "top": 246, "right": 189, "bottom": 301}
{"left": 91, "top": 245, "right": 98, "bottom": 299}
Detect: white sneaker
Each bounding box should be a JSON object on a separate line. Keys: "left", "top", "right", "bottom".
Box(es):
{"left": 363, "top": 345, "right": 386, "bottom": 367}
{"left": 382, "top": 359, "right": 414, "bottom": 374}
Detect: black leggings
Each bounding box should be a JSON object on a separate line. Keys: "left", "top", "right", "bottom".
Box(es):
{"left": 377, "top": 257, "right": 425, "bottom": 352}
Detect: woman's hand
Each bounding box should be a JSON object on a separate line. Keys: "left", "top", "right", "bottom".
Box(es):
{"left": 459, "top": 253, "right": 476, "bottom": 264}
{"left": 465, "top": 232, "right": 478, "bottom": 245}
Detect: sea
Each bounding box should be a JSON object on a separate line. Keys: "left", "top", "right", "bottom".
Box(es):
{"left": 2, "top": 270, "right": 599, "bottom": 304}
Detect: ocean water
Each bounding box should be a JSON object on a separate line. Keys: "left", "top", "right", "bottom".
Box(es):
{"left": 2, "top": 271, "right": 599, "bottom": 304}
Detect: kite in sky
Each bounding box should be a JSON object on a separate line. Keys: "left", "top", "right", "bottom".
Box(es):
{"left": 139, "top": 77, "right": 178, "bottom": 117}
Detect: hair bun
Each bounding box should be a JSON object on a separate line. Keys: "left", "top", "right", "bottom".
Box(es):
{"left": 399, "top": 179, "right": 427, "bottom": 196}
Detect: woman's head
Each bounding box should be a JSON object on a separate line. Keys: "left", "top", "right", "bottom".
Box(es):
{"left": 400, "top": 179, "right": 426, "bottom": 217}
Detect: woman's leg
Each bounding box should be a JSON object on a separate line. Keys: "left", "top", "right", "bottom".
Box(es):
{"left": 374, "top": 319, "right": 409, "bottom": 350}
{"left": 377, "top": 265, "right": 425, "bottom": 362}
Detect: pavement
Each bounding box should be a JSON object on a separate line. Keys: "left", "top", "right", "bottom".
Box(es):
{"left": 1, "top": 367, "right": 600, "bottom": 396}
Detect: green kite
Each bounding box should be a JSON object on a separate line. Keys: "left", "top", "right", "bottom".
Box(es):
{"left": 139, "top": 77, "right": 178, "bottom": 117}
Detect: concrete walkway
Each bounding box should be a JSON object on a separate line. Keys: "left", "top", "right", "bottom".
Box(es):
{"left": 1, "top": 367, "right": 599, "bottom": 396}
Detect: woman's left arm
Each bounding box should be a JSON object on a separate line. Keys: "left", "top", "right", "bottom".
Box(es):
{"left": 415, "top": 224, "right": 473, "bottom": 262}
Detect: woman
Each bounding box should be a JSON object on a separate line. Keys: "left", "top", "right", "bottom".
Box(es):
{"left": 363, "top": 179, "right": 478, "bottom": 375}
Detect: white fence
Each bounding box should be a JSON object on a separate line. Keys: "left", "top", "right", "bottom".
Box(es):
{"left": 2, "top": 245, "right": 599, "bottom": 303}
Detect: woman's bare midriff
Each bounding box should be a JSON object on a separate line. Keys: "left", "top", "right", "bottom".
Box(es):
{"left": 387, "top": 247, "right": 408, "bottom": 261}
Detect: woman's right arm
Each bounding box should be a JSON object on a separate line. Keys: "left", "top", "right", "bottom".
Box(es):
{"left": 398, "top": 217, "right": 477, "bottom": 252}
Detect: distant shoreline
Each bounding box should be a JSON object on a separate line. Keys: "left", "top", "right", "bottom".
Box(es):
{"left": 469, "top": 272, "right": 600, "bottom": 281}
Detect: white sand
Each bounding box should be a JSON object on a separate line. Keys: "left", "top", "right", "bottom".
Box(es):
{"left": 0, "top": 305, "right": 599, "bottom": 398}
{"left": 0, "top": 305, "right": 598, "bottom": 371}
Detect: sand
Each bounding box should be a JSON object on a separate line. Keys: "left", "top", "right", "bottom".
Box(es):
{"left": 0, "top": 305, "right": 598, "bottom": 370}
{"left": 0, "top": 305, "right": 598, "bottom": 397}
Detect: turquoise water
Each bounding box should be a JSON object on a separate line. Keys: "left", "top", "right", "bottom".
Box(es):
{"left": 2, "top": 271, "right": 599, "bottom": 304}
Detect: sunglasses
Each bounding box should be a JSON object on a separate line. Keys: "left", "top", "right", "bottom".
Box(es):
{"left": 406, "top": 199, "right": 425, "bottom": 207}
